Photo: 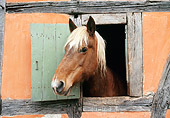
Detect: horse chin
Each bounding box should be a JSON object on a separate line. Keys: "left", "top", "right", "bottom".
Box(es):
{"left": 57, "top": 87, "right": 72, "bottom": 96}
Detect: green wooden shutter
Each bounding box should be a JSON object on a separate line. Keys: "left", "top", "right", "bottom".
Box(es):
{"left": 31, "top": 24, "right": 80, "bottom": 101}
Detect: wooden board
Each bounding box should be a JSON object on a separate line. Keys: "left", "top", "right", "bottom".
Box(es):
{"left": 31, "top": 24, "right": 44, "bottom": 101}
{"left": 6, "top": 1, "right": 170, "bottom": 14}
{"left": 83, "top": 94, "right": 153, "bottom": 112}
{"left": 82, "top": 14, "right": 126, "bottom": 25}
{"left": 0, "top": 4, "right": 5, "bottom": 115}
{"left": 127, "top": 13, "right": 143, "bottom": 97}
{"left": 31, "top": 24, "right": 80, "bottom": 101}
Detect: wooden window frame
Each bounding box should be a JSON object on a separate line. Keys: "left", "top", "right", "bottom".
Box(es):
{"left": 72, "top": 13, "right": 143, "bottom": 112}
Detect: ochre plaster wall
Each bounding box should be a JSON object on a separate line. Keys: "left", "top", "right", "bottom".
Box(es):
{"left": 143, "top": 12, "right": 170, "bottom": 94}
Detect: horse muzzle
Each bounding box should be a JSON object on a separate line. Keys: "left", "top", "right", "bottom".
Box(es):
{"left": 51, "top": 79, "right": 71, "bottom": 96}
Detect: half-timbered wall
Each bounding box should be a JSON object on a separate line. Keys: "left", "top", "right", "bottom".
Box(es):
{"left": 1, "top": 0, "right": 170, "bottom": 118}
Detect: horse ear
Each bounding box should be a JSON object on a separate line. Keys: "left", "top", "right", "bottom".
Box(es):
{"left": 69, "top": 18, "right": 77, "bottom": 33}
{"left": 87, "top": 16, "right": 96, "bottom": 36}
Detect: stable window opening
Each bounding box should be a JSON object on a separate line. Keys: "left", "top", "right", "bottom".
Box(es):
{"left": 83, "top": 24, "right": 127, "bottom": 97}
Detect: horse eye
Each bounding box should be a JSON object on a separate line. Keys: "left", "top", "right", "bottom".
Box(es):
{"left": 80, "top": 47, "right": 88, "bottom": 53}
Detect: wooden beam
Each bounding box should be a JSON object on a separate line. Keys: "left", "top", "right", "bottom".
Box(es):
{"left": 0, "top": 0, "right": 5, "bottom": 115}
{"left": 1, "top": 95, "right": 153, "bottom": 116}
{"left": 0, "top": 0, "right": 5, "bottom": 8}
{"left": 151, "top": 52, "right": 170, "bottom": 118}
{"left": 83, "top": 96, "right": 152, "bottom": 106}
{"left": 127, "top": 13, "right": 143, "bottom": 97}
{"left": 83, "top": 105, "right": 150, "bottom": 112}
{"left": 6, "top": 1, "right": 170, "bottom": 14}
{"left": 83, "top": 95, "right": 153, "bottom": 112}
{"left": 2, "top": 99, "right": 81, "bottom": 117}
{"left": 2, "top": 96, "right": 153, "bottom": 117}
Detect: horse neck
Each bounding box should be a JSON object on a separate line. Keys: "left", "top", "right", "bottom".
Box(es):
{"left": 84, "top": 67, "right": 127, "bottom": 97}
{"left": 89, "top": 67, "right": 121, "bottom": 96}
{"left": 86, "top": 67, "right": 109, "bottom": 96}
{"left": 93, "top": 67, "right": 110, "bottom": 87}
{"left": 94, "top": 68, "right": 106, "bottom": 83}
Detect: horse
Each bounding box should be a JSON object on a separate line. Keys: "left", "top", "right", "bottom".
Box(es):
{"left": 51, "top": 16, "right": 127, "bottom": 97}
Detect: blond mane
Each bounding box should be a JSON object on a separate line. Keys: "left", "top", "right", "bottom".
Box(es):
{"left": 64, "top": 26, "right": 106, "bottom": 75}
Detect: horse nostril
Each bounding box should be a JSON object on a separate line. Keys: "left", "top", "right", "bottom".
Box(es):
{"left": 56, "top": 81, "right": 64, "bottom": 93}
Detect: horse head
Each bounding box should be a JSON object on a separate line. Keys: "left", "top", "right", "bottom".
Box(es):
{"left": 51, "top": 16, "right": 106, "bottom": 96}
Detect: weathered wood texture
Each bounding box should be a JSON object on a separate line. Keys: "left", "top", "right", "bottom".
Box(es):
{"left": 83, "top": 94, "right": 153, "bottom": 112}
{"left": 82, "top": 14, "right": 126, "bottom": 25}
{"left": 0, "top": 0, "right": 5, "bottom": 9}
{"left": 0, "top": 0, "right": 5, "bottom": 114}
{"left": 70, "top": 15, "right": 82, "bottom": 27}
{"left": 6, "top": 1, "right": 170, "bottom": 14}
{"left": 151, "top": 52, "right": 170, "bottom": 118}
{"left": 2, "top": 95, "right": 153, "bottom": 116}
{"left": 2, "top": 99, "right": 81, "bottom": 117}
{"left": 127, "top": 13, "right": 143, "bottom": 97}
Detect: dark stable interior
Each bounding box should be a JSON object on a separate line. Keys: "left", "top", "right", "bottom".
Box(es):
{"left": 83, "top": 24, "right": 127, "bottom": 97}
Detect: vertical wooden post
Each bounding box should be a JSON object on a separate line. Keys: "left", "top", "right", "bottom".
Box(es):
{"left": 151, "top": 53, "right": 170, "bottom": 118}
{"left": 0, "top": 0, "right": 5, "bottom": 115}
{"left": 67, "top": 100, "right": 82, "bottom": 118}
{"left": 127, "top": 13, "right": 143, "bottom": 96}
